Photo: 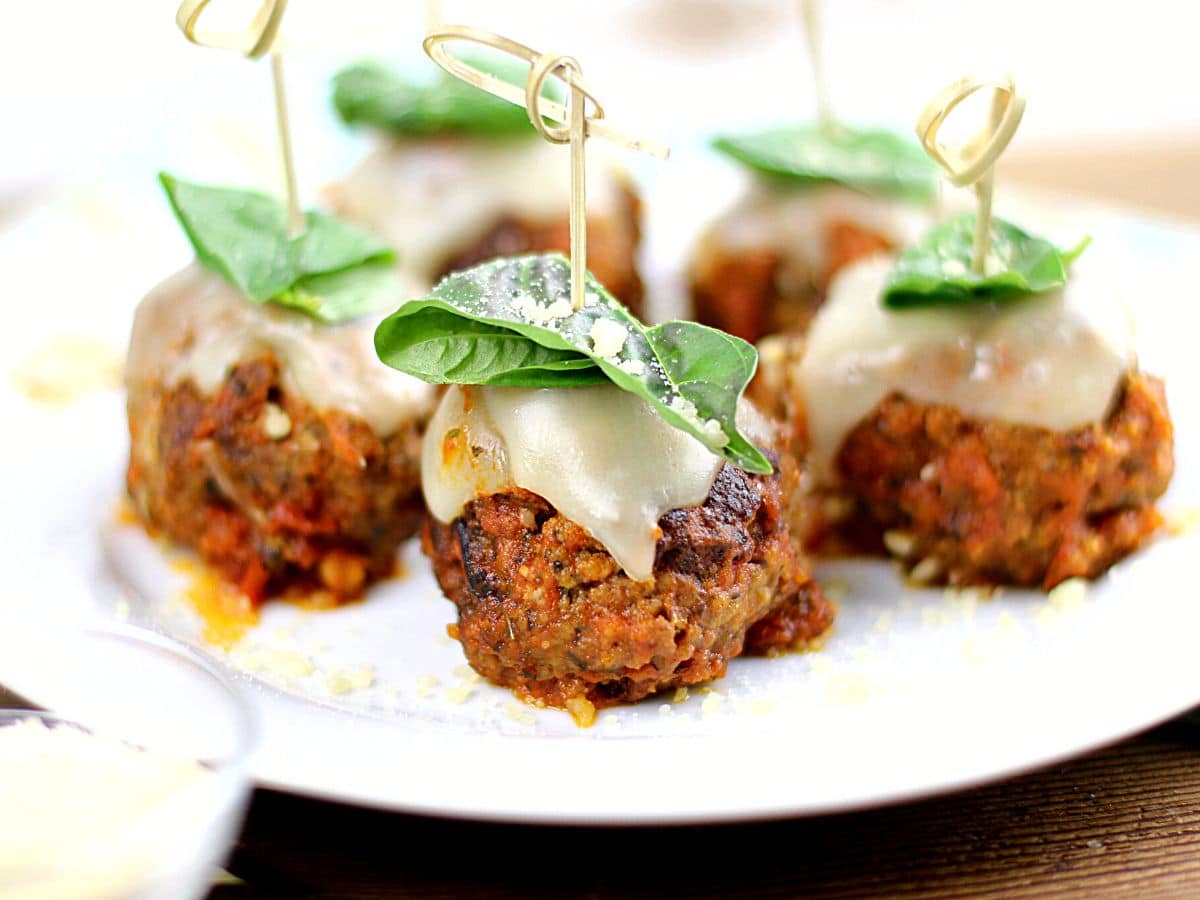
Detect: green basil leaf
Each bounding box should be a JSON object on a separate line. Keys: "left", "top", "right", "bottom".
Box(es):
{"left": 160, "top": 173, "right": 398, "bottom": 322}
{"left": 374, "top": 307, "right": 607, "bottom": 387}
{"left": 643, "top": 320, "right": 759, "bottom": 447}
{"left": 713, "top": 125, "right": 938, "bottom": 201}
{"left": 332, "top": 55, "right": 562, "bottom": 138}
{"left": 375, "top": 254, "right": 773, "bottom": 474}
{"left": 277, "top": 262, "right": 408, "bottom": 323}
{"left": 882, "top": 213, "right": 1090, "bottom": 309}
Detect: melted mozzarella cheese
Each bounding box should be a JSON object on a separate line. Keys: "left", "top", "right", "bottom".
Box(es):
{"left": 701, "top": 183, "right": 932, "bottom": 281}
{"left": 326, "top": 138, "right": 625, "bottom": 281}
{"left": 799, "top": 253, "right": 1137, "bottom": 482}
{"left": 422, "top": 383, "right": 726, "bottom": 582}
{"left": 125, "top": 264, "right": 436, "bottom": 437}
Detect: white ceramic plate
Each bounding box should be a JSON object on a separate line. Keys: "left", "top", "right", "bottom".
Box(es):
{"left": 1, "top": 167, "right": 1198, "bottom": 824}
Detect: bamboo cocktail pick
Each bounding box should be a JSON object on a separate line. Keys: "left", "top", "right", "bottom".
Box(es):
{"left": 798, "top": 0, "right": 836, "bottom": 136}
{"left": 176, "top": 0, "right": 304, "bottom": 236}
{"left": 424, "top": 0, "right": 442, "bottom": 32}
{"left": 916, "top": 76, "right": 1026, "bottom": 274}
{"left": 424, "top": 27, "right": 669, "bottom": 312}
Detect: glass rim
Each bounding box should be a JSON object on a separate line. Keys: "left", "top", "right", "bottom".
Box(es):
{"left": 0, "top": 622, "right": 258, "bottom": 770}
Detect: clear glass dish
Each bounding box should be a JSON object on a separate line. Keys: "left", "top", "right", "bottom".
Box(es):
{"left": 0, "top": 625, "right": 257, "bottom": 900}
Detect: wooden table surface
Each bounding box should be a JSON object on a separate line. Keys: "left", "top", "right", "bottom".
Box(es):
{"left": 212, "top": 712, "right": 1200, "bottom": 898}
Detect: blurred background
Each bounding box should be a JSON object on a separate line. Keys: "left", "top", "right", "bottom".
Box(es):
{"left": 2, "top": 0, "right": 1197, "bottom": 221}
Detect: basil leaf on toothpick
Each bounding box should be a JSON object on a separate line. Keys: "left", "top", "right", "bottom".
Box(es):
{"left": 885, "top": 76, "right": 1087, "bottom": 308}
{"left": 422, "top": 25, "right": 669, "bottom": 313}
{"left": 160, "top": 173, "right": 399, "bottom": 322}
{"left": 712, "top": 3, "right": 936, "bottom": 203}
{"left": 176, "top": 0, "right": 305, "bottom": 233}
{"left": 713, "top": 126, "right": 938, "bottom": 201}
{"left": 333, "top": 56, "right": 562, "bottom": 138}
{"left": 375, "top": 254, "right": 773, "bottom": 474}
{"left": 394, "top": 32, "right": 758, "bottom": 469}
{"left": 883, "top": 213, "right": 1090, "bottom": 308}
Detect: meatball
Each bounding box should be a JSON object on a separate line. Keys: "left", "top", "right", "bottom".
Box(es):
{"left": 747, "top": 332, "right": 808, "bottom": 437}
{"left": 127, "top": 354, "right": 428, "bottom": 603}
{"left": 691, "top": 219, "right": 893, "bottom": 344}
{"left": 825, "top": 373, "right": 1174, "bottom": 589}
{"left": 325, "top": 140, "right": 646, "bottom": 314}
{"left": 423, "top": 439, "right": 834, "bottom": 709}
{"left": 436, "top": 183, "right": 644, "bottom": 315}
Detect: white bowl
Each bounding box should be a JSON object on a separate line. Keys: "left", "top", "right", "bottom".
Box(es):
{"left": 0, "top": 626, "right": 256, "bottom": 900}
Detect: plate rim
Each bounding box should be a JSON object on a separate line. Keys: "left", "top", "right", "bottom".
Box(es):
{"left": 3, "top": 184, "right": 1200, "bottom": 825}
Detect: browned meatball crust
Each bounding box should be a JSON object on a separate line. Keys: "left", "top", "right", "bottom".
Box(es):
{"left": 828, "top": 373, "right": 1174, "bottom": 589}
{"left": 127, "top": 354, "right": 427, "bottom": 603}
{"left": 423, "top": 442, "right": 834, "bottom": 709}
{"left": 690, "top": 220, "right": 893, "bottom": 344}
{"left": 437, "top": 182, "right": 644, "bottom": 315}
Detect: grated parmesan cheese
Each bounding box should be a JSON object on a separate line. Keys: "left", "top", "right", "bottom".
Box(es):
{"left": 565, "top": 696, "right": 596, "bottom": 728}
{"left": 11, "top": 337, "right": 122, "bottom": 407}
{"left": 504, "top": 703, "right": 536, "bottom": 726}
{"left": 1165, "top": 506, "right": 1200, "bottom": 536}
{"left": 700, "top": 692, "right": 724, "bottom": 715}
{"left": 588, "top": 318, "right": 628, "bottom": 358}
{"left": 230, "top": 645, "right": 315, "bottom": 681}
{"left": 1047, "top": 577, "right": 1089, "bottom": 610}
{"left": 321, "top": 665, "right": 374, "bottom": 695}
{"left": 515, "top": 294, "right": 573, "bottom": 325}
{"left": 261, "top": 403, "right": 292, "bottom": 440}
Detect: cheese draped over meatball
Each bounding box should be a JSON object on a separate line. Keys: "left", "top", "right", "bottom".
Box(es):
{"left": 126, "top": 264, "right": 436, "bottom": 437}
{"left": 422, "top": 383, "right": 773, "bottom": 581}
{"left": 799, "top": 253, "right": 1137, "bottom": 481}
{"left": 704, "top": 183, "right": 930, "bottom": 274}
{"left": 327, "top": 139, "right": 627, "bottom": 282}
